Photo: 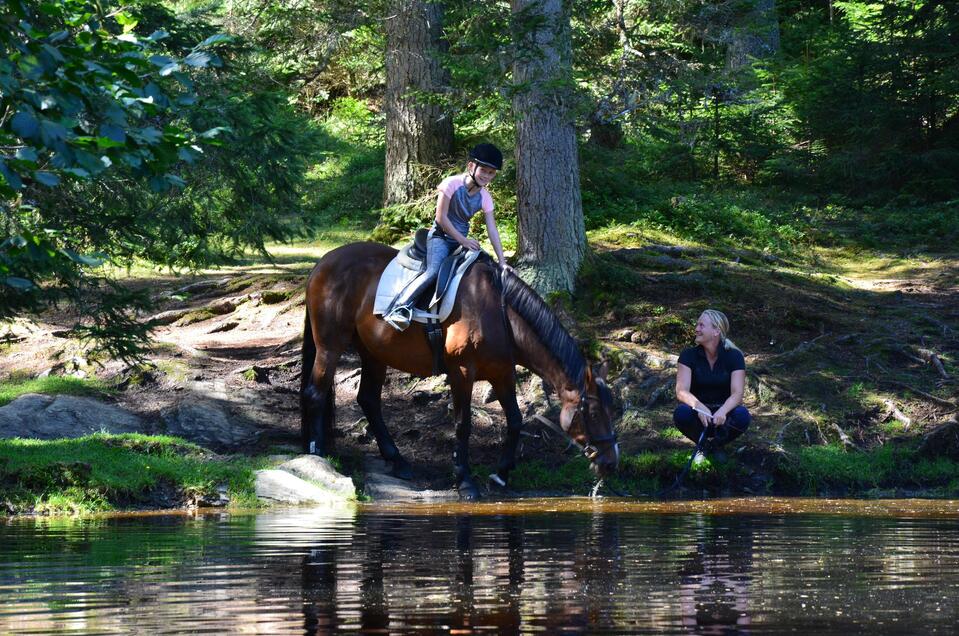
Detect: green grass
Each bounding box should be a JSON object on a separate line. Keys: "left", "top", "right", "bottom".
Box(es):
{"left": 0, "top": 434, "right": 269, "bottom": 515}
{"left": 0, "top": 376, "right": 111, "bottom": 407}
{"left": 775, "top": 444, "right": 959, "bottom": 495}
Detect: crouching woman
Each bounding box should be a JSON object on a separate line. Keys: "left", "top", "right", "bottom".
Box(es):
{"left": 674, "top": 309, "right": 751, "bottom": 451}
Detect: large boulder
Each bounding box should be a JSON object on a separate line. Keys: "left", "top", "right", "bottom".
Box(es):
{"left": 0, "top": 394, "right": 144, "bottom": 439}
{"left": 254, "top": 469, "right": 351, "bottom": 505}
{"left": 160, "top": 400, "right": 259, "bottom": 451}
{"left": 277, "top": 455, "right": 355, "bottom": 499}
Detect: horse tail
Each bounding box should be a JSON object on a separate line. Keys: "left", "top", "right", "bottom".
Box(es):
{"left": 300, "top": 306, "right": 317, "bottom": 450}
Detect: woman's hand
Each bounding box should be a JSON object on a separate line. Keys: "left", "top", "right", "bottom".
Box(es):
{"left": 712, "top": 411, "right": 727, "bottom": 427}
{"left": 697, "top": 409, "right": 713, "bottom": 428}
{"left": 463, "top": 238, "right": 481, "bottom": 251}
{"left": 500, "top": 263, "right": 514, "bottom": 274}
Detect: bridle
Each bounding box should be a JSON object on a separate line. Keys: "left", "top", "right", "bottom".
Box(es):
{"left": 575, "top": 390, "right": 618, "bottom": 462}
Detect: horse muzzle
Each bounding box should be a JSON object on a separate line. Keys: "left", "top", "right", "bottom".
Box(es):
{"left": 586, "top": 440, "right": 620, "bottom": 477}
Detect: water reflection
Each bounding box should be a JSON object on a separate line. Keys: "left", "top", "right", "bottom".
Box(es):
{"left": 677, "top": 517, "right": 753, "bottom": 634}
{"left": 2, "top": 500, "right": 959, "bottom": 634}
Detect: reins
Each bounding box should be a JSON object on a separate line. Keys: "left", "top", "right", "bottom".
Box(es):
{"left": 655, "top": 426, "right": 709, "bottom": 498}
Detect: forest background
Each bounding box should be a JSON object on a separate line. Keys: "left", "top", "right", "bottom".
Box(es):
{"left": 1, "top": 0, "right": 958, "bottom": 501}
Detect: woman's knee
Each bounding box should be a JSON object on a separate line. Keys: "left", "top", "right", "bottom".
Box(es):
{"left": 728, "top": 406, "right": 751, "bottom": 431}
{"left": 673, "top": 404, "right": 697, "bottom": 426}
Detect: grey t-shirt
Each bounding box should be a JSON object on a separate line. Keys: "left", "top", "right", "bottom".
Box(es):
{"left": 431, "top": 173, "right": 494, "bottom": 240}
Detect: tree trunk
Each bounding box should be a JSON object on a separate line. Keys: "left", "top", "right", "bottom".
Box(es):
{"left": 511, "top": 0, "right": 586, "bottom": 295}
{"left": 383, "top": 0, "right": 454, "bottom": 207}
{"left": 725, "top": 0, "right": 780, "bottom": 73}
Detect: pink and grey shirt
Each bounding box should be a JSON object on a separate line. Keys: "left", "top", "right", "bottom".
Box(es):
{"left": 431, "top": 174, "right": 494, "bottom": 241}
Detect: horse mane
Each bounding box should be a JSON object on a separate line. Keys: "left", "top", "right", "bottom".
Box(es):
{"left": 480, "top": 256, "right": 586, "bottom": 389}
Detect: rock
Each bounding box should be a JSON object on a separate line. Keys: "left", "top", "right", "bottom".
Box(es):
{"left": 277, "top": 455, "right": 355, "bottom": 499}
{"left": 147, "top": 307, "right": 193, "bottom": 326}
{"left": 629, "top": 331, "right": 647, "bottom": 344}
{"left": 254, "top": 469, "right": 351, "bottom": 505}
{"left": 0, "top": 394, "right": 145, "bottom": 439}
{"left": 362, "top": 458, "right": 458, "bottom": 502}
{"left": 160, "top": 400, "right": 260, "bottom": 450}
{"left": 612, "top": 328, "right": 634, "bottom": 342}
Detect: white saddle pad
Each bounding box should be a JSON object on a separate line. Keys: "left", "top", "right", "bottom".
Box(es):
{"left": 373, "top": 249, "right": 482, "bottom": 323}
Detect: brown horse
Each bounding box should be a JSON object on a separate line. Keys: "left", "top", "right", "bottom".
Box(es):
{"left": 301, "top": 242, "right": 619, "bottom": 499}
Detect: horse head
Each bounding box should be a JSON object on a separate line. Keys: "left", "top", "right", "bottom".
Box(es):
{"left": 559, "top": 361, "right": 620, "bottom": 477}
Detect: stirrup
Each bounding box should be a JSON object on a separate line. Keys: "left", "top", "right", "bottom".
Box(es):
{"left": 384, "top": 305, "right": 413, "bottom": 331}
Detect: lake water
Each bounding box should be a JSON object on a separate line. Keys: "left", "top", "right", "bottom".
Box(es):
{"left": 2, "top": 498, "right": 959, "bottom": 634}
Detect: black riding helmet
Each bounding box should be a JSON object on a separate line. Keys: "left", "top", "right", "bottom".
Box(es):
{"left": 469, "top": 143, "right": 503, "bottom": 170}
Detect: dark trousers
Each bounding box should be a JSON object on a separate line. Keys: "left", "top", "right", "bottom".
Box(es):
{"left": 673, "top": 404, "right": 750, "bottom": 447}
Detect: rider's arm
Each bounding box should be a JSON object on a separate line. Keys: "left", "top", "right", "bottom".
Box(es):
{"left": 483, "top": 208, "right": 508, "bottom": 267}
{"left": 434, "top": 192, "right": 477, "bottom": 249}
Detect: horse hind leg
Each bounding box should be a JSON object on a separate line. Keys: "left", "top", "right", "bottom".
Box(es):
{"left": 356, "top": 349, "right": 413, "bottom": 480}
{"left": 302, "top": 344, "right": 345, "bottom": 457}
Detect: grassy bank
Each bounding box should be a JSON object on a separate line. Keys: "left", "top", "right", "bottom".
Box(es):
{"left": 0, "top": 376, "right": 112, "bottom": 407}
{"left": 500, "top": 441, "right": 959, "bottom": 499}
{"left": 0, "top": 434, "right": 266, "bottom": 515}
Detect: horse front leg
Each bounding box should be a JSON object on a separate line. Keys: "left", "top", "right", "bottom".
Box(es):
{"left": 488, "top": 377, "right": 523, "bottom": 490}
{"left": 356, "top": 352, "right": 413, "bottom": 480}
{"left": 448, "top": 370, "right": 481, "bottom": 500}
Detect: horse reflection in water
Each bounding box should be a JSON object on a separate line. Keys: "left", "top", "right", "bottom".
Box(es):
{"left": 299, "top": 513, "right": 626, "bottom": 634}
{"left": 297, "top": 513, "right": 756, "bottom": 634}
{"left": 301, "top": 243, "right": 619, "bottom": 498}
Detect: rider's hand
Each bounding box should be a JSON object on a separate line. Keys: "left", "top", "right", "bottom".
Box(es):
{"left": 463, "top": 238, "right": 481, "bottom": 251}
{"left": 500, "top": 263, "right": 514, "bottom": 274}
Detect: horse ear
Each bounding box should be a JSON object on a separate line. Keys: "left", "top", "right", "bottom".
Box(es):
{"left": 593, "top": 360, "right": 609, "bottom": 382}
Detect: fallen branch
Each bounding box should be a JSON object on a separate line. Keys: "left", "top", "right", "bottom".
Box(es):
{"left": 766, "top": 332, "right": 832, "bottom": 364}
{"left": 879, "top": 379, "right": 958, "bottom": 410}
{"left": 917, "top": 348, "right": 951, "bottom": 380}
{"left": 882, "top": 399, "right": 912, "bottom": 429}
{"left": 831, "top": 422, "right": 856, "bottom": 449}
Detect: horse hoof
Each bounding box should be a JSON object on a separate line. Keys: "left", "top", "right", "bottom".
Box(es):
{"left": 457, "top": 480, "right": 482, "bottom": 501}
{"left": 391, "top": 458, "right": 413, "bottom": 480}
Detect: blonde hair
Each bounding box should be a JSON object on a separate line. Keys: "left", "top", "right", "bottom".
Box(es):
{"left": 701, "top": 309, "right": 740, "bottom": 352}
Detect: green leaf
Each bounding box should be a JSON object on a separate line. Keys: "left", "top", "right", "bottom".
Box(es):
{"left": 199, "top": 34, "right": 232, "bottom": 47}
{"left": 0, "top": 160, "right": 24, "bottom": 190}
{"left": 61, "top": 249, "right": 104, "bottom": 267}
{"left": 165, "top": 174, "right": 187, "bottom": 189}
{"left": 3, "top": 277, "right": 36, "bottom": 291}
{"left": 33, "top": 171, "right": 60, "bottom": 186}
{"left": 184, "top": 52, "right": 212, "bottom": 68}
{"left": 99, "top": 122, "right": 126, "bottom": 142}
{"left": 199, "top": 126, "right": 229, "bottom": 139}
{"left": 11, "top": 111, "right": 39, "bottom": 139}
{"left": 15, "top": 147, "right": 38, "bottom": 162}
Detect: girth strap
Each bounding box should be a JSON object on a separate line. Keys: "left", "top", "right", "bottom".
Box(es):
{"left": 424, "top": 318, "right": 446, "bottom": 376}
